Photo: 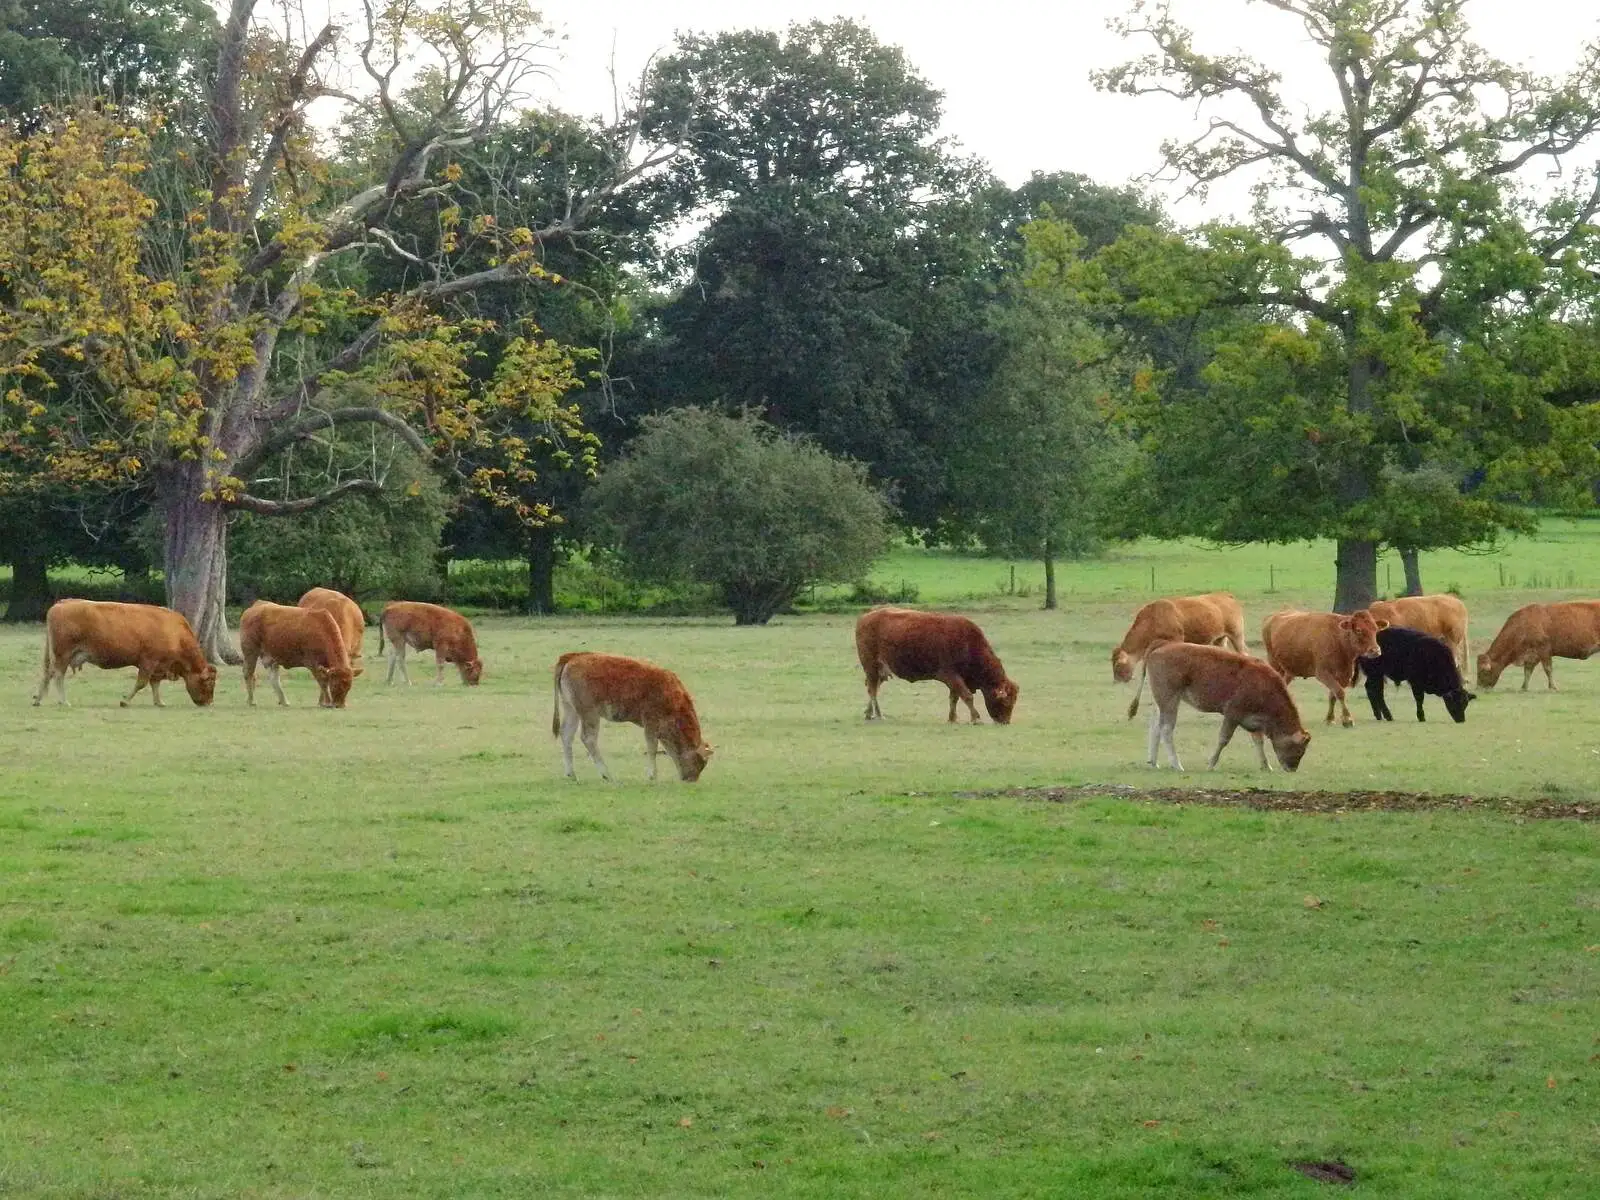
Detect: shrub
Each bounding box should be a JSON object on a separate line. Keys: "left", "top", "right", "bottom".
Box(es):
{"left": 587, "top": 408, "right": 892, "bottom": 625}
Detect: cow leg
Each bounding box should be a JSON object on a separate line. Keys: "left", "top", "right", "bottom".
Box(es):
{"left": 1541, "top": 656, "right": 1557, "bottom": 690}
{"left": 34, "top": 664, "right": 64, "bottom": 707}
{"left": 644, "top": 729, "right": 659, "bottom": 781}
{"left": 434, "top": 657, "right": 447, "bottom": 687}
{"left": 579, "top": 717, "right": 610, "bottom": 780}
{"left": 1410, "top": 681, "right": 1427, "bottom": 722}
{"left": 121, "top": 671, "right": 152, "bottom": 708}
{"left": 390, "top": 644, "right": 411, "bottom": 686}
{"left": 559, "top": 703, "right": 581, "bottom": 779}
{"left": 863, "top": 664, "right": 885, "bottom": 720}
{"left": 149, "top": 678, "right": 163, "bottom": 707}
{"left": 267, "top": 664, "right": 289, "bottom": 706}
{"left": 1146, "top": 705, "right": 1161, "bottom": 767}
{"left": 1250, "top": 731, "right": 1272, "bottom": 771}
{"left": 1159, "top": 705, "right": 1183, "bottom": 771}
{"left": 243, "top": 653, "right": 258, "bottom": 707}
{"left": 1207, "top": 717, "right": 1238, "bottom": 769}
{"left": 1316, "top": 670, "right": 1354, "bottom": 726}
{"left": 1365, "top": 674, "right": 1391, "bottom": 722}
{"left": 938, "top": 671, "right": 980, "bottom": 723}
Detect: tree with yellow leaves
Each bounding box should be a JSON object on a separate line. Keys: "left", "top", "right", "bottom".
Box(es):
{"left": 0, "top": 0, "right": 676, "bottom": 660}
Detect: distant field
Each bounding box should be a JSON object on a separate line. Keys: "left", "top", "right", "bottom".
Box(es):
{"left": 849, "top": 519, "right": 1600, "bottom": 609}
{"left": 2, "top": 553, "right": 1597, "bottom": 1197}
{"left": 11, "top": 517, "right": 1600, "bottom": 615}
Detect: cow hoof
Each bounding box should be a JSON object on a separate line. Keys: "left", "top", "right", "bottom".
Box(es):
{"left": 1341, "top": 718, "right": 1354, "bottom": 728}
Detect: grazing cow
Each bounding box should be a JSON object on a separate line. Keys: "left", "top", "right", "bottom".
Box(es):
{"left": 297, "top": 587, "right": 367, "bottom": 706}
{"left": 379, "top": 601, "right": 483, "bottom": 686}
{"left": 1477, "top": 600, "right": 1600, "bottom": 690}
{"left": 552, "top": 652, "right": 713, "bottom": 782}
{"left": 1261, "top": 608, "right": 1386, "bottom": 727}
{"left": 32, "top": 599, "right": 217, "bottom": 708}
{"left": 240, "top": 601, "right": 355, "bottom": 708}
{"left": 1367, "top": 593, "right": 1470, "bottom": 673}
{"left": 1111, "top": 592, "right": 1248, "bottom": 682}
{"left": 855, "top": 606, "right": 1019, "bottom": 724}
{"left": 1128, "top": 642, "right": 1311, "bottom": 771}
{"left": 1357, "top": 626, "right": 1474, "bottom": 723}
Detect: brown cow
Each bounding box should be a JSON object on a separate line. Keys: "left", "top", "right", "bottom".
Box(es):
{"left": 1368, "top": 593, "right": 1470, "bottom": 673}
{"left": 552, "top": 652, "right": 713, "bottom": 782}
{"left": 1129, "top": 642, "right": 1311, "bottom": 771}
{"left": 855, "top": 607, "right": 1019, "bottom": 724}
{"left": 32, "top": 599, "right": 217, "bottom": 708}
{"left": 240, "top": 601, "right": 355, "bottom": 708}
{"left": 379, "top": 601, "right": 483, "bottom": 686}
{"left": 1111, "top": 592, "right": 1248, "bottom": 682}
{"left": 1261, "top": 608, "right": 1386, "bottom": 727}
{"left": 297, "top": 587, "right": 367, "bottom": 706}
{"left": 1477, "top": 600, "right": 1600, "bottom": 690}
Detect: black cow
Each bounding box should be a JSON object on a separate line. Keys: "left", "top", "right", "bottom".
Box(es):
{"left": 1358, "top": 625, "right": 1475, "bottom": 723}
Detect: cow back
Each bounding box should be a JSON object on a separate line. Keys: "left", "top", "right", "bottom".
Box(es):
{"left": 299, "top": 587, "right": 365, "bottom": 660}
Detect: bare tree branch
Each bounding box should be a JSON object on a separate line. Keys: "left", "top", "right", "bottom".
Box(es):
{"left": 228, "top": 478, "right": 383, "bottom": 515}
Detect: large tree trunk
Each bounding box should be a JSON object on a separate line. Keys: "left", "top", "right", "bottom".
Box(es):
{"left": 1400, "top": 547, "right": 1423, "bottom": 596}
{"left": 161, "top": 479, "right": 241, "bottom": 664}
{"left": 527, "top": 525, "right": 556, "bottom": 615}
{"left": 1042, "top": 537, "right": 1058, "bottom": 611}
{"left": 1333, "top": 354, "right": 1379, "bottom": 613}
{"left": 1332, "top": 539, "right": 1378, "bottom": 613}
{"left": 4, "top": 547, "right": 51, "bottom": 622}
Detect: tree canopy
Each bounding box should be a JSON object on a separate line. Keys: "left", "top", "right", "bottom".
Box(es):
{"left": 1094, "top": 0, "right": 1600, "bottom": 608}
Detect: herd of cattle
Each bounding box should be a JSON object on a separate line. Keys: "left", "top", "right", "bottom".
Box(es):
{"left": 22, "top": 588, "right": 1600, "bottom": 781}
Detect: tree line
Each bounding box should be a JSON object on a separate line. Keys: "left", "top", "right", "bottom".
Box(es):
{"left": 2, "top": 0, "right": 1599, "bottom": 645}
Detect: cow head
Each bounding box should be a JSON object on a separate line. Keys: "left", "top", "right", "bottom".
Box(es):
{"left": 1111, "top": 647, "right": 1135, "bottom": 683}
{"left": 1270, "top": 727, "right": 1312, "bottom": 772}
{"left": 183, "top": 664, "right": 219, "bottom": 706}
{"left": 1475, "top": 653, "right": 1505, "bottom": 689}
{"left": 983, "top": 679, "right": 1020, "bottom": 724}
{"left": 1442, "top": 686, "right": 1475, "bottom": 723}
{"left": 312, "top": 664, "right": 356, "bottom": 708}
{"left": 1339, "top": 611, "right": 1385, "bottom": 658}
{"left": 457, "top": 657, "right": 484, "bottom": 686}
{"left": 676, "top": 742, "right": 714, "bottom": 782}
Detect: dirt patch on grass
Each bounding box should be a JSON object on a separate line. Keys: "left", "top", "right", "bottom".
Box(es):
{"left": 961, "top": 783, "right": 1599, "bottom": 821}
{"left": 1290, "top": 1160, "right": 1356, "bottom": 1185}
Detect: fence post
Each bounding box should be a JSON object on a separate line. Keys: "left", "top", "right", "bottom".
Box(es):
{"left": 1150, "top": 566, "right": 1156, "bottom": 592}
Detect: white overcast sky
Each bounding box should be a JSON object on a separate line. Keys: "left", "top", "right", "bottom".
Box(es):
{"left": 526, "top": 0, "right": 1600, "bottom": 222}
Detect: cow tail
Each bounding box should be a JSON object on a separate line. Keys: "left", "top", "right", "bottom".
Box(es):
{"left": 378, "top": 620, "right": 386, "bottom": 655}
{"left": 551, "top": 660, "right": 565, "bottom": 737}
{"left": 39, "top": 618, "right": 54, "bottom": 678}
{"left": 1126, "top": 660, "right": 1148, "bottom": 721}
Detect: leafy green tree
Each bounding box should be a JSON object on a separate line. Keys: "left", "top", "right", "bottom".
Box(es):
{"left": 1095, "top": 0, "right": 1600, "bottom": 609}
{"left": 953, "top": 217, "right": 1134, "bottom": 609}
{"left": 587, "top": 408, "right": 891, "bottom": 625}
{"left": 636, "top": 20, "right": 997, "bottom": 530}
{"left": 0, "top": 0, "right": 215, "bottom": 114}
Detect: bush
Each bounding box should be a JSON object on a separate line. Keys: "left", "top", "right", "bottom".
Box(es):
{"left": 225, "top": 455, "right": 449, "bottom": 604}
{"left": 588, "top": 408, "right": 892, "bottom": 625}
{"left": 443, "top": 552, "right": 718, "bottom": 615}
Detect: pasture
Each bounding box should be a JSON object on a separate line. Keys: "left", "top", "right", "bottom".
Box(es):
{"left": 2, "top": 536, "right": 1598, "bottom": 1197}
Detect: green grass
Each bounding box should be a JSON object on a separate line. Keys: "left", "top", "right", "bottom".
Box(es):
{"left": 1, "top": 539, "right": 1598, "bottom": 1197}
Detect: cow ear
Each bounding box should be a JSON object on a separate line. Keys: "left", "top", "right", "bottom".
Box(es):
{"left": 1374, "top": 619, "right": 1390, "bottom": 629}
{"left": 1337, "top": 617, "right": 1354, "bottom": 631}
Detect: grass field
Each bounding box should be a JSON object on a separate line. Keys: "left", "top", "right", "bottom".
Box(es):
{"left": 2, "top": 534, "right": 1598, "bottom": 1196}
